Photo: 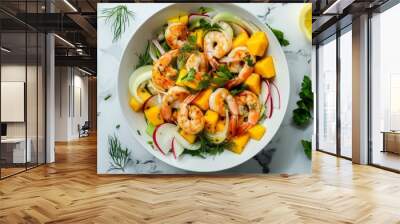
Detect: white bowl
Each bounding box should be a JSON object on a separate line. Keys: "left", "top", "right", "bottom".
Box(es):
{"left": 118, "top": 3, "right": 290, "bottom": 172}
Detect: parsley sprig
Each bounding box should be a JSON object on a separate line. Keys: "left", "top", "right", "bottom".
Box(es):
{"left": 267, "top": 24, "right": 290, "bottom": 47}
{"left": 293, "top": 76, "right": 313, "bottom": 126}
{"left": 182, "top": 68, "right": 196, "bottom": 81}
{"left": 180, "top": 34, "right": 198, "bottom": 53}
{"left": 212, "top": 65, "right": 233, "bottom": 87}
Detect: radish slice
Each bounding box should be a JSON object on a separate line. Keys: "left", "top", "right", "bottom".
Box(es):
{"left": 270, "top": 82, "right": 281, "bottom": 109}
{"left": 206, "top": 110, "right": 229, "bottom": 144}
{"left": 259, "top": 80, "right": 270, "bottom": 104}
{"left": 153, "top": 123, "right": 178, "bottom": 155}
{"left": 143, "top": 94, "right": 162, "bottom": 111}
{"left": 265, "top": 92, "right": 273, "bottom": 119}
{"left": 174, "top": 133, "right": 201, "bottom": 150}
{"left": 171, "top": 137, "right": 184, "bottom": 159}
{"left": 128, "top": 65, "right": 153, "bottom": 103}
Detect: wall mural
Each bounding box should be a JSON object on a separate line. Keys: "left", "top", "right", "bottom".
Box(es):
{"left": 97, "top": 3, "right": 313, "bottom": 174}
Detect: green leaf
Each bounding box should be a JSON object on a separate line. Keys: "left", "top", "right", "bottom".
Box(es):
{"left": 212, "top": 65, "right": 233, "bottom": 86}
{"left": 183, "top": 132, "right": 231, "bottom": 158}
{"left": 102, "top": 5, "right": 135, "bottom": 42}
{"left": 136, "top": 41, "right": 153, "bottom": 69}
{"left": 244, "top": 55, "right": 254, "bottom": 67}
{"left": 292, "top": 75, "right": 314, "bottom": 126}
{"left": 301, "top": 140, "right": 312, "bottom": 160}
{"left": 108, "top": 134, "right": 132, "bottom": 172}
{"left": 197, "top": 6, "right": 214, "bottom": 14}
{"left": 230, "top": 84, "right": 247, "bottom": 96}
{"left": 182, "top": 68, "right": 196, "bottom": 81}
{"left": 267, "top": 24, "right": 290, "bottom": 47}
{"left": 104, "top": 94, "right": 112, "bottom": 101}
{"left": 196, "top": 19, "right": 222, "bottom": 33}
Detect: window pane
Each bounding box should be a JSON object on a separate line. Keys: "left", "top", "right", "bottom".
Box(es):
{"left": 318, "top": 37, "right": 337, "bottom": 154}
{"left": 340, "top": 29, "right": 352, "bottom": 158}
{"left": 371, "top": 3, "right": 400, "bottom": 171}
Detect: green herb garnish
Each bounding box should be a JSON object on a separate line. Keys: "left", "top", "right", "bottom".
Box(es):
{"left": 136, "top": 41, "right": 153, "bottom": 68}
{"left": 182, "top": 68, "right": 196, "bottom": 81}
{"left": 147, "top": 141, "right": 154, "bottom": 149}
{"left": 267, "top": 24, "right": 290, "bottom": 47}
{"left": 116, "top": 124, "right": 121, "bottom": 129}
{"left": 183, "top": 132, "right": 231, "bottom": 158}
{"left": 230, "top": 84, "right": 247, "bottom": 96}
{"left": 198, "top": 19, "right": 221, "bottom": 33}
{"left": 197, "top": 6, "right": 214, "bottom": 14}
{"left": 137, "top": 130, "right": 141, "bottom": 136}
{"left": 301, "top": 139, "right": 312, "bottom": 160}
{"left": 212, "top": 65, "right": 233, "bottom": 86}
{"left": 244, "top": 55, "right": 254, "bottom": 67}
{"left": 104, "top": 94, "right": 112, "bottom": 101}
{"left": 102, "top": 5, "right": 134, "bottom": 42}
{"left": 161, "top": 41, "right": 170, "bottom": 52}
{"left": 293, "top": 76, "right": 313, "bottom": 126}
{"left": 108, "top": 134, "right": 132, "bottom": 172}
{"left": 180, "top": 35, "right": 198, "bottom": 53}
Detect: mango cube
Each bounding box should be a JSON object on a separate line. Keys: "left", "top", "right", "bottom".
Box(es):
{"left": 137, "top": 87, "right": 152, "bottom": 102}
{"left": 129, "top": 97, "right": 142, "bottom": 112}
{"left": 194, "top": 29, "right": 204, "bottom": 49}
{"left": 248, "top": 124, "right": 266, "bottom": 140}
{"left": 168, "top": 15, "right": 188, "bottom": 25}
{"left": 247, "top": 31, "right": 269, "bottom": 56}
{"left": 144, "top": 106, "right": 164, "bottom": 126}
{"left": 179, "top": 129, "right": 196, "bottom": 144}
{"left": 244, "top": 73, "right": 261, "bottom": 95}
{"left": 193, "top": 88, "right": 212, "bottom": 111}
{"left": 204, "top": 110, "right": 219, "bottom": 133}
{"left": 233, "top": 32, "right": 249, "bottom": 48}
{"left": 176, "top": 69, "right": 199, "bottom": 89}
{"left": 216, "top": 120, "right": 225, "bottom": 132}
{"left": 255, "top": 56, "right": 276, "bottom": 79}
{"left": 231, "top": 134, "right": 250, "bottom": 154}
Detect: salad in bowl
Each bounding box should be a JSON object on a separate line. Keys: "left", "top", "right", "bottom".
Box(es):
{"left": 121, "top": 4, "right": 288, "bottom": 171}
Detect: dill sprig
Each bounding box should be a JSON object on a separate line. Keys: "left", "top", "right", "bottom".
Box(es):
{"left": 102, "top": 5, "right": 134, "bottom": 42}
{"left": 136, "top": 41, "right": 153, "bottom": 68}
{"left": 108, "top": 134, "right": 132, "bottom": 172}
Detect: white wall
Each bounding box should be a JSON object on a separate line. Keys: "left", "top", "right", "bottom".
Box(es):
{"left": 54, "top": 67, "right": 89, "bottom": 141}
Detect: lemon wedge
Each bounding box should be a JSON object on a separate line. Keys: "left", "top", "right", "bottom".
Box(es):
{"left": 299, "top": 4, "right": 312, "bottom": 42}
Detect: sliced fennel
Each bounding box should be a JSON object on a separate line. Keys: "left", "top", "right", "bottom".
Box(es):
{"left": 128, "top": 65, "right": 153, "bottom": 103}
{"left": 212, "top": 12, "right": 259, "bottom": 35}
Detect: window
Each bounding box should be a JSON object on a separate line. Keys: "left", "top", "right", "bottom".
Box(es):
{"left": 317, "top": 36, "right": 337, "bottom": 154}
{"left": 370, "top": 3, "right": 400, "bottom": 171}
{"left": 339, "top": 28, "right": 352, "bottom": 158}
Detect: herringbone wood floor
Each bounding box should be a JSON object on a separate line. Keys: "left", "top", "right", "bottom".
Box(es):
{"left": 1, "top": 135, "right": 400, "bottom": 224}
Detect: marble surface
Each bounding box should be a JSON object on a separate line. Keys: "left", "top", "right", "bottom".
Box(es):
{"left": 97, "top": 3, "right": 312, "bottom": 174}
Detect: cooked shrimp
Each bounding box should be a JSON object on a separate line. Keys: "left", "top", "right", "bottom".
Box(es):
{"left": 177, "top": 95, "right": 205, "bottom": 135}
{"left": 224, "top": 47, "right": 255, "bottom": 89}
{"left": 204, "top": 31, "right": 232, "bottom": 69}
{"left": 209, "top": 88, "right": 239, "bottom": 136}
{"left": 185, "top": 52, "right": 208, "bottom": 72}
{"left": 152, "top": 49, "right": 179, "bottom": 91}
{"left": 235, "top": 90, "right": 261, "bottom": 134}
{"left": 165, "top": 22, "right": 188, "bottom": 49}
{"left": 161, "top": 86, "right": 190, "bottom": 122}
